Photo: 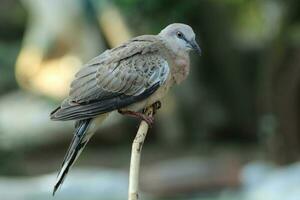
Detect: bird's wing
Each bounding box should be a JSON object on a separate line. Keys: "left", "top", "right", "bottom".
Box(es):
{"left": 50, "top": 35, "right": 169, "bottom": 121}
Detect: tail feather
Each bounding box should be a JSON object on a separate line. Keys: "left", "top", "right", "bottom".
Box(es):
{"left": 53, "top": 119, "right": 92, "bottom": 196}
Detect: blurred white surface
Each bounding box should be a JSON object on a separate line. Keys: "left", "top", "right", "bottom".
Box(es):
{"left": 242, "top": 161, "right": 300, "bottom": 200}
{"left": 0, "top": 91, "right": 73, "bottom": 149}
{"left": 0, "top": 168, "right": 128, "bottom": 200}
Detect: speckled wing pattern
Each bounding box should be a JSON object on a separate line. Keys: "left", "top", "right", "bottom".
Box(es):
{"left": 50, "top": 35, "right": 169, "bottom": 120}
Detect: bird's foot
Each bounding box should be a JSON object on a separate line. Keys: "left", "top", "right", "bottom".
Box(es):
{"left": 141, "top": 115, "right": 154, "bottom": 127}
{"left": 118, "top": 110, "right": 154, "bottom": 127}
{"left": 152, "top": 101, "right": 161, "bottom": 115}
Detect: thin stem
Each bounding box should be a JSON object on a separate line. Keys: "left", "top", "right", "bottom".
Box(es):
{"left": 128, "top": 106, "right": 153, "bottom": 200}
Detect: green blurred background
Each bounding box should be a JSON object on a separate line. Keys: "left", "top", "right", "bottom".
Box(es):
{"left": 0, "top": 0, "right": 300, "bottom": 199}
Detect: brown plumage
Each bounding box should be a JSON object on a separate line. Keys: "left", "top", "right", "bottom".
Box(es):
{"left": 51, "top": 23, "right": 200, "bottom": 195}
{"left": 50, "top": 35, "right": 169, "bottom": 121}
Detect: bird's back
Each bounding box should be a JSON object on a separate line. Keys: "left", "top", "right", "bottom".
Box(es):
{"left": 50, "top": 35, "right": 171, "bottom": 121}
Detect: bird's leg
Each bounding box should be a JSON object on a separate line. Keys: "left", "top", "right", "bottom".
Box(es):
{"left": 118, "top": 110, "right": 154, "bottom": 126}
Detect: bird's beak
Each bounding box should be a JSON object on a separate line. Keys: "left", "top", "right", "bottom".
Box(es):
{"left": 190, "top": 39, "right": 201, "bottom": 55}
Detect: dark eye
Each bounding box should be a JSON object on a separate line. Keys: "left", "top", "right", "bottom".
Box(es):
{"left": 176, "top": 31, "right": 183, "bottom": 38}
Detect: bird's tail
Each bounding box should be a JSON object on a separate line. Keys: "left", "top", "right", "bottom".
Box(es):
{"left": 53, "top": 115, "right": 107, "bottom": 195}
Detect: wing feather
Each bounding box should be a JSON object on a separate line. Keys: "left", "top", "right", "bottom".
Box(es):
{"left": 51, "top": 35, "right": 170, "bottom": 121}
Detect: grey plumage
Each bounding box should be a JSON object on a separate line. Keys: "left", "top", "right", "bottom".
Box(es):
{"left": 50, "top": 83, "right": 160, "bottom": 121}
{"left": 53, "top": 119, "right": 91, "bottom": 195}
{"left": 50, "top": 23, "right": 200, "bottom": 195}
{"left": 51, "top": 36, "right": 169, "bottom": 121}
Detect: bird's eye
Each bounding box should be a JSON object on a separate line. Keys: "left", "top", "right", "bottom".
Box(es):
{"left": 176, "top": 31, "right": 183, "bottom": 38}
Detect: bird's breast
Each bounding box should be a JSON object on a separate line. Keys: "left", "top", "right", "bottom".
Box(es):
{"left": 171, "top": 55, "right": 190, "bottom": 84}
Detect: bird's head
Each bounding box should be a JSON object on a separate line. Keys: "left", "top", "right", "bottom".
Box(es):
{"left": 159, "top": 23, "right": 201, "bottom": 55}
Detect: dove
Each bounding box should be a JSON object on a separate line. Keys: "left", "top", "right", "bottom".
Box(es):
{"left": 50, "top": 23, "right": 201, "bottom": 195}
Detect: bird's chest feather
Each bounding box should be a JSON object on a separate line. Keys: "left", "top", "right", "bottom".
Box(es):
{"left": 137, "top": 56, "right": 190, "bottom": 110}
{"left": 123, "top": 54, "right": 190, "bottom": 111}
{"left": 171, "top": 55, "right": 190, "bottom": 84}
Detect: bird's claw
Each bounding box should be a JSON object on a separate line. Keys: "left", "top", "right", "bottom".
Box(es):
{"left": 142, "top": 115, "right": 154, "bottom": 127}
{"left": 152, "top": 101, "right": 161, "bottom": 115}
{"left": 119, "top": 109, "right": 154, "bottom": 127}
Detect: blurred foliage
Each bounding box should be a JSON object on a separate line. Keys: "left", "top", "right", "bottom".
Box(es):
{"left": 0, "top": 0, "right": 299, "bottom": 199}
{"left": 0, "top": 0, "right": 27, "bottom": 94}
{"left": 0, "top": 0, "right": 299, "bottom": 175}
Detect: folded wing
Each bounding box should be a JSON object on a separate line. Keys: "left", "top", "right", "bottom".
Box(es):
{"left": 50, "top": 36, "right": 169, "bottom": 121}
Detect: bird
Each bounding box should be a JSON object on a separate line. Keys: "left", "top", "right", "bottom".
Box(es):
{"left": 50, "top": 23, "right": 201, "bottom": 195}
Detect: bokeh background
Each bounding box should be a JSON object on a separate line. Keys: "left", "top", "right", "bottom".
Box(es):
{"left": 0, "top": 0, "right": 300, "bottom": 199}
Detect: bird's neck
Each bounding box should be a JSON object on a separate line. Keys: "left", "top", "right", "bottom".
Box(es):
{"left": 170, "top": 51, "right": 190, "bottom": 85}
{"left": 159, "top": 37, "right": 190, "bottom": 84}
